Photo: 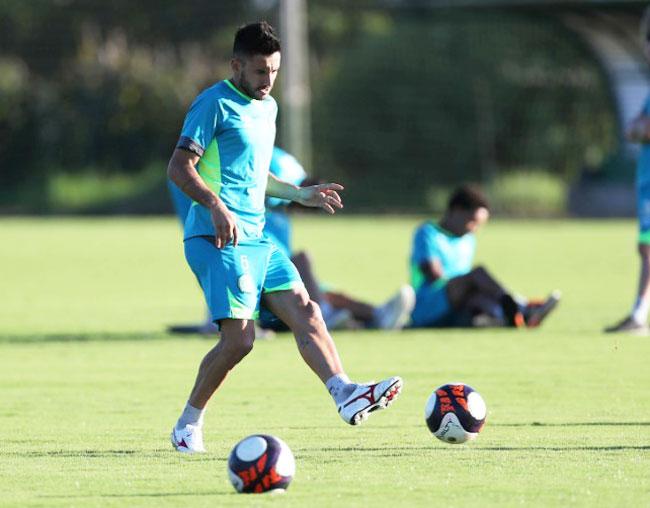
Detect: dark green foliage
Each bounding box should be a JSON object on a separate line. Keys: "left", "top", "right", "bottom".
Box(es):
{"left": 311, "top": 11, "right": 617, "bottom": 211}
{"left": 0, "top": 3, "right": 618, "bottom": 213}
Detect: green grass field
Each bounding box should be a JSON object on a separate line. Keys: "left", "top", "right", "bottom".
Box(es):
{"left": 1, "top": 216, "right": 649, "bottom": 507}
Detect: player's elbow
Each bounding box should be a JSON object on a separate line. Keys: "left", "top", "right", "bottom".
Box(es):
{"left": 167, "top": 156, "right": 182, "bottom": 184}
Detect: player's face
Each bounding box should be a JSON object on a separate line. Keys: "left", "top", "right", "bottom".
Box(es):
{"left": 463, "top": 207, "right": 489, "bottom": 234}
{"left": 231, "top": 52, "right": 281, "bottom": 100}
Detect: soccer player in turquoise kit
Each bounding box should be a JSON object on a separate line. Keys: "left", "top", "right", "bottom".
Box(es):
{"left": 409, "top": 185, "right": 559, "bottom": 328}
{"left": 166, "top": 22, "right": 402, "bottom": 453}
{"left": 605, "top": 8, "right": 650, "bottom": 334}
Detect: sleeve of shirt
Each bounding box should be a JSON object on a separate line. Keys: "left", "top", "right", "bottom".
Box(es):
{"left": 412, "top": 226, "right": 441, "bottom": 264}
{"left": 176, "top": 91, "right": 219, "bottom": 157}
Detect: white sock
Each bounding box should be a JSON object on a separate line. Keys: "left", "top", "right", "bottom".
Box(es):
{"left": 326, "top": 373, "right": 355, "bottom": 404}
{"left": 176, "top": 401, "right": 205, "bottom": 430}
{"left": 632, "top": 298, "right": 650, "bottom": 324}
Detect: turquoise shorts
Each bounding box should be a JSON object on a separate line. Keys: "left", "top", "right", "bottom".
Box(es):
{"left": 184, "top": 236, "right": 302, "bottom": 324}
{"left": 410, "top": 282, "right": 452, "bottom": 327}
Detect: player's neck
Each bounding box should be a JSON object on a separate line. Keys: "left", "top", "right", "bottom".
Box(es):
{"left": 438, "top": 216, "right": 463, "bottom": 237}
{"left": 227, "top": 77, "right": 254, "bottom": 101}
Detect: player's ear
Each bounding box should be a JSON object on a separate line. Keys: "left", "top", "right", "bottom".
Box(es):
{"left": 230, "top": 57, "right": 242, "bottom": 75}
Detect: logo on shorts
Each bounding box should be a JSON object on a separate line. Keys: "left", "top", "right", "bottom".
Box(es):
{"left": 238, "top": 274, "right": 255, "bottom": 293}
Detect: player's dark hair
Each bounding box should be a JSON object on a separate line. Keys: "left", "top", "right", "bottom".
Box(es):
{"left": 447, "top": 185, "right": 490, "bottom": 212}
{"left": 233, "top": 21, "right": 281, "bottom": 57}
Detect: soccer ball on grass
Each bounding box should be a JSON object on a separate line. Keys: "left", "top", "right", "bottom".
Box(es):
{"left": 227, "top": 434, "right": 295, "bottom": 494}
{"left": 425, "top": 383, "right": 486, "bottom": 444}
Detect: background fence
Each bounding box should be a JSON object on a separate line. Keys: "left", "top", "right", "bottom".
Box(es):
{"left": 0, "top": 0, "right": 644, "bottom": 215}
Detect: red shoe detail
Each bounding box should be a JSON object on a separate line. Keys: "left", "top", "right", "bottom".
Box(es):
{"left": 342, "top": 384, "right": 378, "bottom": 408}
{"left": 514, "top": 312, "right": 525, "bottom": 328}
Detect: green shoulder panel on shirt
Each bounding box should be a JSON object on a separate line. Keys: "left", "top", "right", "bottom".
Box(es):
{"left": 224, "top": 79, "right": 253, "bottom": 102}
{"left": 198, "top": 138, "right": 222, "bottom": 196}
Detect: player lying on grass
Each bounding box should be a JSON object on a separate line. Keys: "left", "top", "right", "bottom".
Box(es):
{"left": 166, "top": 22, "right": 402, "bottom": 453}
{"left": 409, "top": 185, "right": 560, "bottom": 328}
{"left": 605, "top": 7, "right": 650, "bottom": 335}
{"left": 262, "top": 146, "right": 415, "bottom": 331}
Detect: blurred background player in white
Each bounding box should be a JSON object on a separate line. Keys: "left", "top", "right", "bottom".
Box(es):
{"left": 409, "top": 185, "right": 560, "bottom": 329}
{"left": 605, "top": 8, "right": 650, "bottom": 335}
{"left": 167, "top": 22, "right": 402, "bottom": 453}
{"left": 263, "top": 146, "right": 414, "bottom": 331}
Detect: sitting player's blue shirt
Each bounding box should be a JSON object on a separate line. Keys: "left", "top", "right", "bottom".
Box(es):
{"left": 264, "top": 210, "right": 292, "bottom": 259}
{"left": 263, "top": 147, "right": 307, "bottom": 258}
{"left": 637, "top": 94, "right": 650, "bottom": 244}
{"left": 410, "top": 222, "right": 475, "bottom": 327}
{"left": 177, "top": 79, "right": 277, "bottom": 240}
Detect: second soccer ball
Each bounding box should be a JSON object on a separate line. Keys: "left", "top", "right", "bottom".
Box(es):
{"left": 425, "top": 383, "right": 487, "bottom": 444}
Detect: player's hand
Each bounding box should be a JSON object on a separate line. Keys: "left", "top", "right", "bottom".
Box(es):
{"left": 209, "top": 201, "right": 239, "bottom": 248}
{"left": 296, "top": 183, "right": 344, "bottom": 214}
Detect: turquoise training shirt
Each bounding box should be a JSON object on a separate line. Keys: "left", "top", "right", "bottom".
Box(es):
{"left": 410, "top": 222, "right": 476, "bottom": 290}
{"left": 177, "top": 79, "right": 277, "bottom": 241}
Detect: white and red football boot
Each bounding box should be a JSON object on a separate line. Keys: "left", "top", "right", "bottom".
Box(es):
{"left": 338, "top": 376, "right": 403, "bottom": 425}
{"left": 171, "top": 424, "right": 206, "bottom": 454}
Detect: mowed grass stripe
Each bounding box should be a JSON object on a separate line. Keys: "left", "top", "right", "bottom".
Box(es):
{"left": 0, "top": 217, "right": 648, "bottom": 507}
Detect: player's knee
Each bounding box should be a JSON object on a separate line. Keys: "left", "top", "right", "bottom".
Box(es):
{"left": 299, "top": 299, "right": 326, "bottom": 333}
{"left": 221, "top": 335, "right": 255, "bottom": 363}
{"left": 638, "top": 244, "right": 650, "bottom": 258}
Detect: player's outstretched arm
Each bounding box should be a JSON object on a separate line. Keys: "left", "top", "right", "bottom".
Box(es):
{"left": 266, "top": 173, "right": 344, "bottom": 214}
{"left": 167, "top": 148, "right": 239, "bottom": 248}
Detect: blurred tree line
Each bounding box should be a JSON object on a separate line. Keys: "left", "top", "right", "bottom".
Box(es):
{"left": 0, "top": 0, "right": 617, "bottom": 214}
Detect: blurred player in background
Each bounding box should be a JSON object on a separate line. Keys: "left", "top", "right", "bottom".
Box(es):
{"left": 263, "top": 146, "right": 414, "bottom": 331}
{"left": 605, "top": 8, "right": 650, "bottom": 335}
{"left": 166, "top": 22, "right": 402, "bottom": 453}
{"left": 409, "top": 185, "right": 560, "bottom": 329}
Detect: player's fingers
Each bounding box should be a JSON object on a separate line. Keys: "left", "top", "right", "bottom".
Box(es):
{"left": 232, "top": 224, "right": 239, "bottom": 247}
{"left": 320, "top": 183, "right": 344, "bottom": 192}
{"left": 327, "top": 190, "right": 342, "bottom": 202}
{"left": 326, "top": 192, "right": 343, "bottom": 208}
{"left": 217, "top": 225, "right": 230, "bottom": 249}
{"left": 322, "top": 202, "right": 335, "bottom": 214}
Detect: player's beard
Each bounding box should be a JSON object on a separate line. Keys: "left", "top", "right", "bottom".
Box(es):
{"left": 238, "top": 75, "right": 265, "bottom": 100}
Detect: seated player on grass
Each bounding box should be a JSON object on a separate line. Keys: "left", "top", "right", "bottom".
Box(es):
{"left": 409, "top": 185, "right": 560, "bottom": 328}
{"left": 262, "top": 146, "right": 415, "bottom": 331}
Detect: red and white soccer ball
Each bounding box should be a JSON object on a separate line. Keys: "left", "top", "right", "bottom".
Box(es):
{"left": 227, "top": 434, "right": 295, "bottom": 494}
{"left": 425, "top": 383, "right": 487, "bottom": 444}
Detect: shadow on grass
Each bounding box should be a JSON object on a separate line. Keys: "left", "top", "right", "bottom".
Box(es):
{"left": 40, "top": 491, "right": 229, "bottom": 499}
{"left": 306, "top": 444, "right": 650, "bottom": 457}
{"left": 493, "top": 421, "right": 650, "bottom": 427}
{"left": 477, "top": 445, "right": 650, "bottom": 451}
{"left": 0, "top": 331, "right": 177, "bottom": 344}
{"left": 9, "top": 449, "right": 225, "bottom": 462}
